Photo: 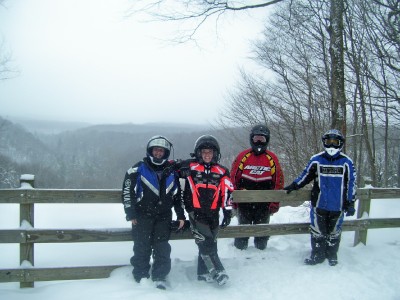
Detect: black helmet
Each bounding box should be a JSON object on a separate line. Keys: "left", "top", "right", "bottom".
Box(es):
{"left": 321, "top": 129, "right": 345, "bottom": 157}
{"left": 250, "top": 124, "right": 270, "bottom": 155}
{"left": 193, "top": 135, "right": 221, "bottom": 164}
{"left": 146, "top": 135, "right": 172, "bottom": 165}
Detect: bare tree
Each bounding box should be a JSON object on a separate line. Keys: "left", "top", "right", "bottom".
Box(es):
{"left": 0, "top": 1, "right": 17, "bottom": 80}
{"left": 217, "top": 0, "right": 334, "bottom": 180}
{"left": 218, "top": 0, "right": 399, "bottom": 186}
{"left": 343, "top": 0, "right": 399, "bottom": 186}
{"left": 127, "top": 0, "right": 399, "bottom": 186}
{"left": 128, "top": 0, "right": 287, "bottom": 43}
{"left": 329, "top": 0, "right": 346, "bottom": 134}
{"left": 0, "top": 41, "right": 13, "bottom": 80}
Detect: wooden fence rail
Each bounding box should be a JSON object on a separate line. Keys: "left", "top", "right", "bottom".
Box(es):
{"left": 1, "top": 176, "right": 399, "bottom": 287}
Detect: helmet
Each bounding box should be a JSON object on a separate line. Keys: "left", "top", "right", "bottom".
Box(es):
{"left": 146, "top": 135, "right": 172, "bottom": 165}
{"left": 193, "top": 135, "right": 221, "bottom": 164}
{"left": 321, "top": 129, "right": 345, "bottom": 157}
{"left": 250, "top": 124, "right": 270, "bottom": 155}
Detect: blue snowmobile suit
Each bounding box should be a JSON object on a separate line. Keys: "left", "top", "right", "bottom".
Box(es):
{"left": 292, "top": 150, "right": 357, "bottom": 264}
{"left": 293, "top": 151, "right": 357, "bottom": 211}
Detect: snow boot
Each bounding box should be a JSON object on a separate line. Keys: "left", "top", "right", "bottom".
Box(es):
{"left": 197, "top": 273, "right": 214, "bottom": 283}
{"left": 214, "top": 271, "right": 229, "bottom": 286}
{"left": 305, "top": 235, "right": 326, "bottom": 265}
{"left": 234, "top": 237, "right": 249, "bottom": 250}
{"left": 154, "top": 280, "right": 167, "bottom": 290}
{"left": 254, "top": 237, "right": 268, "bottom": 250}
{"left": 304, "top": 256, "right": 325, "bottom": 265}
{"left": 328, "top": 258, "right": 338, "bottom": 266}
{"left": 134, "top": 274, "right": 149, "bottom": 283}
{"left": 326, "top": 234, "right": 340, "bottom": 267}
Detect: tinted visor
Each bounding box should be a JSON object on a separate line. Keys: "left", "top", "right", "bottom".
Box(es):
{"left": 323, "top": 138, "right": 342, "bottom": 147}
{"left": 252, "top": 135, "right": 267, "bottom": 143}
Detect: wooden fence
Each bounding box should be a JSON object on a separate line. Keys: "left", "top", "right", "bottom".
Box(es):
{"left": 0, "top": 176, "right": 399, "bottom": 287}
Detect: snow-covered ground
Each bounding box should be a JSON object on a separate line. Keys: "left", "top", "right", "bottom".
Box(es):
{"left": 1, "top": 199, "right": 399, "bottom": 300}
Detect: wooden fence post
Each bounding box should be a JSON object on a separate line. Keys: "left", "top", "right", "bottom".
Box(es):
{"left": 353, "top": 180, "right": 372, "bottom": 246}
{"left": 19, "top": 174, "right": 35, "bottom": 288}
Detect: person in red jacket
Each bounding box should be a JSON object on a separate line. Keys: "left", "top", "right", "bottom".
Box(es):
{"left": 230, "top": 124, "right": 284, "bottom": 250}
{"left": 181, "top": 135, "right": 234, "bottom": 286}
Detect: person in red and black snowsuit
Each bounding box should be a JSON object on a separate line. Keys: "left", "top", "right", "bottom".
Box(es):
{"left": 180, "top": 135, "right": 234, "bottom": 286}
{"left": 122, "top": 135, "right": 186, "bottom": 290}
{"left": 230, "top": 124, "right": 284, "bottom": 250}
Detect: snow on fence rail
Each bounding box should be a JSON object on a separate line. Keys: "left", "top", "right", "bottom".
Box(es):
{"left": 0, "top": 176, "right": 399, "bottom": 288}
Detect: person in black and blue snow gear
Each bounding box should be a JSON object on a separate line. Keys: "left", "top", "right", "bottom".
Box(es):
{"left": 179, "top": 135, "right": 234, "bottom": 286}
{"left": 122, "top": 135, "right": 186, "bottom": 290}
{"left": 284, "top": 129, "right": 357, "bottom": 266}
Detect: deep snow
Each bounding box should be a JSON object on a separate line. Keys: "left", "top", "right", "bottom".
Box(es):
{"left": 0, "top": 199, "right": 399, "bottom": 300}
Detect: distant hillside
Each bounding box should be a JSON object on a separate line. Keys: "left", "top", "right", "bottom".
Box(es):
{"left": 0, "top": 117, "right": 63, "bottom": 187}
{"left": 0, "top": 116, "right": 248, "bottom": 189}
{"left": 5, "top": 116, "right": 91, "bottom": 134}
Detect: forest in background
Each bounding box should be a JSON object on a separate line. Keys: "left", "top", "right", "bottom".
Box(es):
{"left": 0, "top": 115, "right": 398, "bottom": 190}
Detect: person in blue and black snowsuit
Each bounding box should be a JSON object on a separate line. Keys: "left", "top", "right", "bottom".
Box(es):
{"left": 284, "top": 129, "right": 357, "bottom": 266}
{"left": 122, "top": 135, "right": 186, "bottom": 290}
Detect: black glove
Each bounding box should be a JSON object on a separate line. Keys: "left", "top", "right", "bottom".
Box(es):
{"left": 179, "top": 167, "right": 191, "bottom": 178}
{"left": 176, "top": 159, "right": 194, "bottom": 178}
{"left": 283, "top": 182, "right": 298, "bottom": 194}
{"left": 343, "top": 201, "right": 356, "bottom": 217}
{"left": 170, "top": 220, "right": 191, "bottom": 233}
{"left": 220, "top": 209, "right": 232, "bottom": 228}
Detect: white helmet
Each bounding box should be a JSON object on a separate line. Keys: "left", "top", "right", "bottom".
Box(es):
{"left": 146, "top": 135, "right": 172, "bottom": 165}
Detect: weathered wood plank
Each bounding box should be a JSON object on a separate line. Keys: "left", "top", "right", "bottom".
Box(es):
{"left": 25, "top": 228, "right": 132, "bottom": 243}
{"left": 0, "top": 189, "right": 121, "bottom": 204}
{"left": 233, "top": 189, "right": 310, "bottom": 205}
{"left": 366, "top": 218, "right": 400, "bottom": 229}
{"left": 0, "top": 190, "right": 27, "bottom": 203}
{"left": 368, "top": 188, "right": 400, "bottom": 199}
{"left": 0, "top": 265, "right": 127, "bottom": 283}
{"left": 356, "top": 188, "right": 400, "bottom": 198}
{"left": 2, "top": 218, "right": 396, "bottom": 244}
{"left": 1, "top": 188, "right": 399, "bottom": 204}
{"left": 0, "top": 230, "right": 27, "bottom": 243}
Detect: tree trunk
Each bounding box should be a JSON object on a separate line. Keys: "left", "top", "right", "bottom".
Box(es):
{"left": 329, "top": 0, "right": 346, "bottom": 136}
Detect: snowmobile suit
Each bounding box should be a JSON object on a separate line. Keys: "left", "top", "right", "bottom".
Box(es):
{"left": 230, "top": 148, "right": 284, "bottom": 250}
{"left": 122, "top": 158, "right": 185, "bottom": 282}
{"left": 183, "top": 161, "right": 233, "bottom": 279}
{"left": 293, "top": 151, "right": 356, "bottom": 263}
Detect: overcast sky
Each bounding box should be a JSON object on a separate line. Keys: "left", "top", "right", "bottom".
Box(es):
{"left": 0, "top": 0, "right": 269, "bottom": 125}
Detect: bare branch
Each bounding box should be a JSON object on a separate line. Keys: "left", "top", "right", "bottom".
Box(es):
{"left": 127, "top": 0, "right": 287, "bottom": 43}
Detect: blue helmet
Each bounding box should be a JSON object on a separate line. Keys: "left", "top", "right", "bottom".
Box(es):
{"left": 322, "top": 129, "right": 345, "bottom": 157}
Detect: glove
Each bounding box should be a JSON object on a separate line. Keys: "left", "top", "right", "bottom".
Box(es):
{"left": 268, "top": 202, "right": 280, "bottom": 214}
{"left": 220, "top": 209, "right": 232, "bottom": 228}
{"left": 176, "top": 159, "right": 195, "bottom": 178}
{"left": 170, "top": 220, "right": 191, "bottom": 233}
{"left": 343, "top": 201, "right": 356, "bottom": 217}
{"left": 283, "top": 182, "right": 298, "bottom": 194}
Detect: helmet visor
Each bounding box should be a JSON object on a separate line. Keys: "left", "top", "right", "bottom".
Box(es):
{"left": 148, "top": 137, "right": 171, "bottom": 151}
{"left": 252, "top": 135, "right": 267, "bottom": 143}
{"left": 323, "top": 138, "right": 342, "bottom": 147}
